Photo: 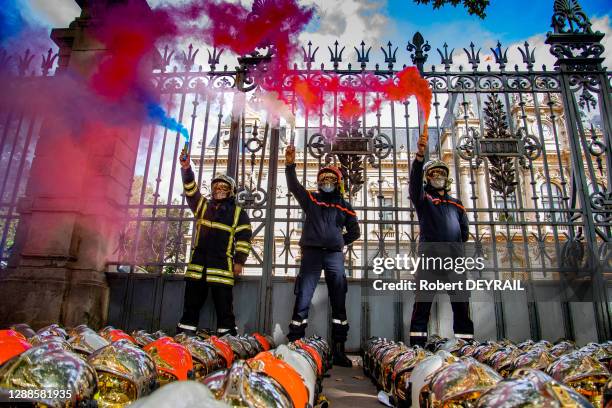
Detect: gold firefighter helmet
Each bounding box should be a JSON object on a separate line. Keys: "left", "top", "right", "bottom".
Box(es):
{"left": 423, "top": 159, "right": 453, "bottom": 191}
{"left": 88, "top": 339, "right": 157, "bottom": 407}
{"left": 478, "top": 368, "right": 592, "bottom": 407}
{"left": 0, "top": 344, "right": 97, "bottom": 406}
{"left": 202, "top": 359, "right": 293, "bottom": 408}
{"left": 428, "top": 357, "right": 502, "bottom": 407}
{"left": 546, "top": 350, "right": 610, "bottom": 406}
{"left": 211, "top": 173, "right": 237, "bottom": 197}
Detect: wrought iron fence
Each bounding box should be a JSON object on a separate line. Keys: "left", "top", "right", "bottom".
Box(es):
{"left": 0, "top": 0, "right": 610, "bottom": 342}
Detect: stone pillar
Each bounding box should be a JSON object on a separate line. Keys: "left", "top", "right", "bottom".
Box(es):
{"left": 0, "top": 0, "right": 152, "bottom": 329}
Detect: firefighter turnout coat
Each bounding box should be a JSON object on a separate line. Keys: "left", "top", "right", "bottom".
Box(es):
{"left": 181, "top": 167, "right": 252, "bottom": 286}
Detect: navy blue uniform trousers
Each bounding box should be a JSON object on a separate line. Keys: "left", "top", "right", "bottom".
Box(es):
{"left": 288, "top": 247, "right": 349, "bottom": 342}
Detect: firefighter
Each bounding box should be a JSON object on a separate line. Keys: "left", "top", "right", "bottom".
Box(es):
{"left": 408, "top": 131, "right": 474, "bottom": 347}
{"left": 285, "top": 145, "right": 360, "bottom": 367}
{"left": 177, "top": 148, "right": 252, "bottom": 337}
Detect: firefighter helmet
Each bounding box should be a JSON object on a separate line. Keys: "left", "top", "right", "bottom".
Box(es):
{"left": 0, "top": 334, "right": 31, "bottom": 365}
{"left": 0, "top": 344, "right": 97, "bottom": 406}
{"left": 89, "top": 339, "right": 157, "bottom": 406}
{"left": 423, "top": 159, "right": 453, "bottom": 191}
{"left": 211, "top": 174, "right": 237, "bottom": 197}
{"left": 428, "top": 357, "right": 502, "bottom": 406}
{"left": 143, "top": 337, "right": 194, "bottom": 384}
{"left": 102, "top": 329, "right": 137, "bottom": 345}
{"left": 202, "top": 360, "right": 293, "bottom": 408}
{"left": 9, "top": 324, "right": 36, "bottom": 339}
{"left": 480, "top": 368, "right": 592, "bottom": 407}
{"left": 423, "top": 159, "right": 450, "bottom": 176}
{"left": 317, "top": 166, "right": 345, "bottom": 195}
{"left": 68, "top": 329, "right": 110, "bottom": 356}
{"left": 249, "top": 350, "right": 310, "bottom": 408}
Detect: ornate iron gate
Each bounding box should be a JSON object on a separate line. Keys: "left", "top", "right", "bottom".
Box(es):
{"left": 1, "top": 0, "right": 610, "bottom": 343}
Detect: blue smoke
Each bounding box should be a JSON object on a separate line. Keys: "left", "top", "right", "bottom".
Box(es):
{"left": 0, "top": 0, "right": 26, "bottom": 43}
{"left": 146, "top": 101, "right": 190, "bottom": 142}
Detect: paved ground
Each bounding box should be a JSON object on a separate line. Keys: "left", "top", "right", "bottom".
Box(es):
{"left": 321, "top": 356, "right": 382, "bottom": 408}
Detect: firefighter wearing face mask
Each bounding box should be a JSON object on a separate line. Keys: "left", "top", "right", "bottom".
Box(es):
{"left": 177, "top": 148, "right": 252, "bottom": 337}
{"left": 408, "top": 131, "right": 474, "bottom": 347}
{"left": 285, "top": 145, "right": 360, "bottom": 368}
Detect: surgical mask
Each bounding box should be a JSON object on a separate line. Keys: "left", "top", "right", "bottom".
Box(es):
{"left": 320, "top": 183, "right": 335, "bottom": 193}
{"left": 430, "top": 176, "right": 447, "bottom": 190}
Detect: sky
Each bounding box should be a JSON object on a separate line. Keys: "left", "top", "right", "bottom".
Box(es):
{"left": 10, "top": 0, "right": 612, "bottom": 202}
{"left": 20, "top": 0, "right": 612, "bottom": 72}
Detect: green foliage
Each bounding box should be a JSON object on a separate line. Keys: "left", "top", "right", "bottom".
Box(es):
{"left": 413, "top": 0, "right": 490, "bottom": 18}
{"left": 484, "top": 94, "right": 518, "bottom": 198}
{"left": 119, "top": 176, "right": 191, "bottom": 274}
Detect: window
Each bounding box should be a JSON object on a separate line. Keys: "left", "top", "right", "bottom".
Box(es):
{"left": 381, "top": 197, "right": 394, "bottom": 230}
{"left": 540, "top": 183, "right": 565, "bottom": 223}
{"left": 493, "top": 192, "right": 518, "bottom": 222}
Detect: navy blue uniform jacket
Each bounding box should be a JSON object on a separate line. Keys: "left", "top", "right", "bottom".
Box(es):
{"left": 409, "top": 159, "right": 469, "bottom": 243}
{"left": 286, "top": 164, "right": 360, "bottom": 251}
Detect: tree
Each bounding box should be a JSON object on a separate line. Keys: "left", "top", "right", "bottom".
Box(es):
{"left": 413, "top": 0, "right": 490, "bottom": 19}
{"left": 118, "top": 176, "right": 190, "bottom": 274}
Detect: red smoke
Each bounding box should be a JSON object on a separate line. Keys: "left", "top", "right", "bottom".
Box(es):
{"left": 284, "top": 67, "right": 432, "bottom": 124}
{"left": 339, "top": 92, "right": 362, "bottom": 121}
{"left": 91, "top": 2, "right": 177, "bottom": 100}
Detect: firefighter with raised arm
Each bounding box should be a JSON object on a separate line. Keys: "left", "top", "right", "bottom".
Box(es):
{"left": 408, "top": 130, "right": 474, "bottom": 347}
{"left": 176, "top": 147, "right": 252, "bottom": 337}
{"left": 285, "top": 144, "right": 360, "bottom": 367}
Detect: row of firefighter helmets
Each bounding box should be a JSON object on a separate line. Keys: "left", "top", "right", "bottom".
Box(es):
{"left": 0, "top": 323, "right": 330, "bottom": 407}
{"left": 362, "top": 335, "right": 612, "bottom": 407}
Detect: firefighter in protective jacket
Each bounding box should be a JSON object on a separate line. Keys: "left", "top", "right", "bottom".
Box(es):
{"left": 177, "top": 148, "right": 252, "bottom": 336}
{"left": 285, "top": 145, "right": 360, "bottom": 367}
{"left": 408, "top": 131, "right": 474, "bottom": 347}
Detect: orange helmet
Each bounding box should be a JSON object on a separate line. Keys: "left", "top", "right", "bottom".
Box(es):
{"left": 143, "top": 337, "right": 194, "bottom": 384}
{"left": 0, "top": 329, "right": 27, "bottom": 342}
{"left": 295, "top": 339, "right": 323, "bottom": 377}
{"left": 248, "top": 351, "right": 309, "bottom": 408}
{"left": 103, "top": 329, "right": 137, "bottom": 344}
{"left": 253, "top": 333, "right": 271, "bottom": 352}
{"left": 0, "top": 334, "right": 31, "bottom": 365}
{"left": 210, "top": 336, "right": 234, "bottom": 368}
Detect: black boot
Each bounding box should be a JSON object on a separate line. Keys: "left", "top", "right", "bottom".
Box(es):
{"left": 333, "top": 341, "right": 352, "bottom": 367}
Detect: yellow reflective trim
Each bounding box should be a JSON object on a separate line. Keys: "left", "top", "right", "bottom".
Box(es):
{"left": 236, "top": 241, "right": 250, "bottom": 246}
{"left": 235, "top": 247, "right": 250, "bottom": 254}
{"left": 232, "top": 206, "right": 241, "bottom": 227}
{"left": 185, "top": 270, "right": 203, "bottom": 279}
{"left": 235, "top": 224, "right": 251, "bottom": 232}
{"left": 207, "top": 268, "right": 234, "bottom": 278}
{"left": 184, "top": 180, "right": 196, "bottom": 190}
{"left": 197, "top": 219, "right": 232, "bottom": 232}
{"left": 196, "top": 197, "right": 206, "bottom": 218}
{"left": 185, "top": 188, "right": 197, "bottom": 197}
{"left": 206, "top": 276, "right": 234, "bottom": 286}
{"left": 187, "top": 264, "right": 203, "bottom": 272}
{"left": 226, "top": 206, "right": 242, "bottom": 258}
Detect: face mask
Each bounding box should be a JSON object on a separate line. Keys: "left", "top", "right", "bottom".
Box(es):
{"left": 430, "top": 176, "right": 447, "bottom": 190}
{"left": 320, "top": 183, "right": 335, "bottom": 193}
{"left": 212, "top": 182, "right": 231, "bottom": 200}
{"left": 213, "top": 190, "right": 229, "bottom": 200}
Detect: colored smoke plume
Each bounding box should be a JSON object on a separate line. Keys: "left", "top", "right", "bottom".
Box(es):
{"left": 286, "top": 67, "right": 432, "bottom": 125}
{"left": 90, "top": 1, "right": 190, "bottom": 141}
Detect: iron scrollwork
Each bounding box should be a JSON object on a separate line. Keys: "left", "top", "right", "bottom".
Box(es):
{"left": 456, "top": 93, "right": 542, "bottom": 197}
{"left": 307, "top": 117, "right": 392, "bottom": 197}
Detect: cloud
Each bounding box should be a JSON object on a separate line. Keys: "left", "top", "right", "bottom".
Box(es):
{"left": 297, "top": 0, "right": 393, "bottom": 67}
{"left": 23, "top": 0, "right": 80, "bottom": 27}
